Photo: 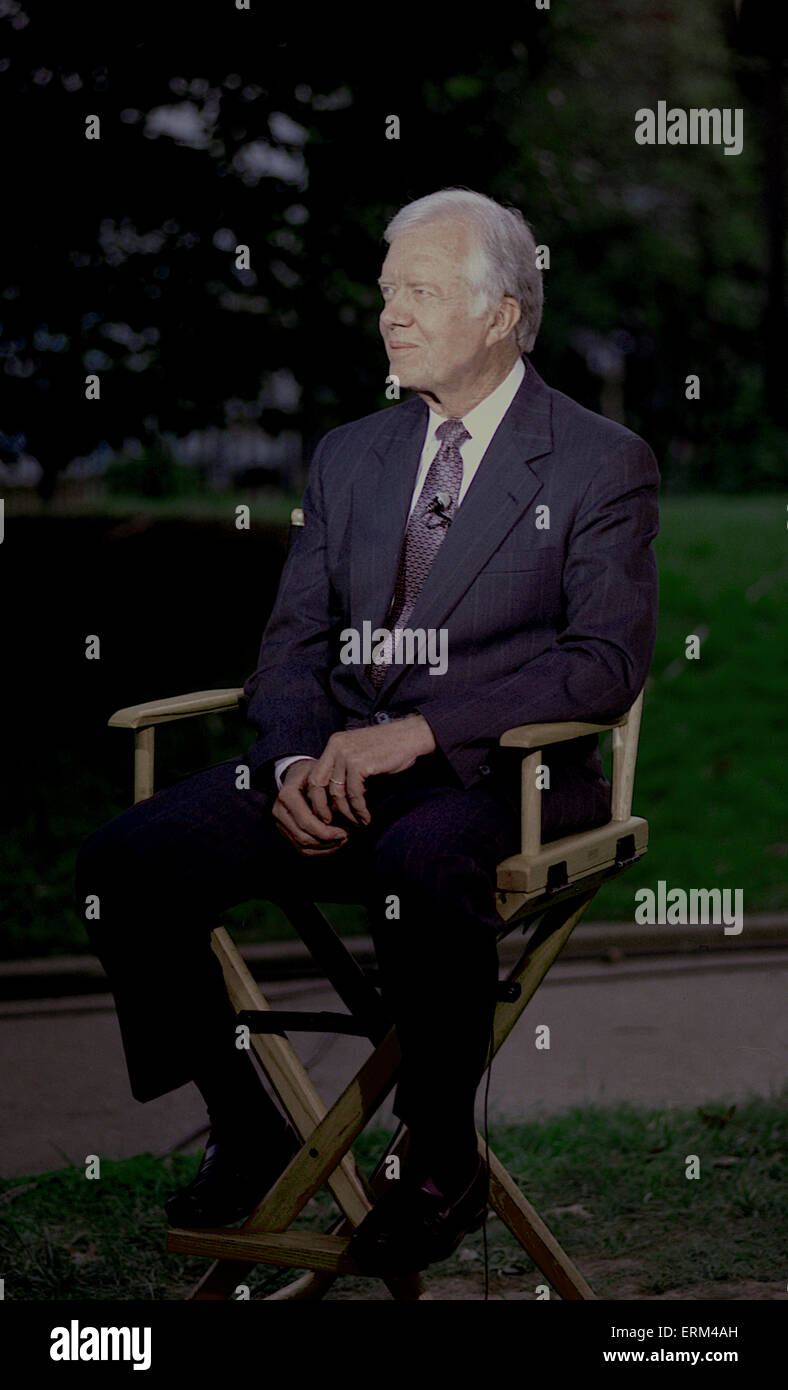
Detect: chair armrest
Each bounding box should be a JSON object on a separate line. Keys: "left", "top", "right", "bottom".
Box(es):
{"left": 498, "top": 694, "right": 644, "bottom": 867}
{"left": 499, "top": 714, "right": 627, "bottom": 749}
{"left": 108, "top": 687, "right": 245, "bottom": 730}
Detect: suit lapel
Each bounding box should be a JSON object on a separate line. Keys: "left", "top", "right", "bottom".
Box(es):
{"left": 377, "top": 360, "right": 554, "bottom": 698}
{"left": 349, "top": 396, "right": 428, "bottom": 641}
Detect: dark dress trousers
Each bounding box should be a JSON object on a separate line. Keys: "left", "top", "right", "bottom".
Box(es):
{"left": 76, "top": 358, "right": 659, "bottom": 1127}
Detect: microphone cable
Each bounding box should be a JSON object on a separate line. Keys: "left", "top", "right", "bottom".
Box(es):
{"left": 481, "top": 987, "right": 496, "bottom": 1302}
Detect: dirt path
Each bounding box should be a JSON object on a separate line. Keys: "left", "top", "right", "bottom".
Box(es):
{"left": 323, "top": 1261, "right": 787, "bottom": 1301}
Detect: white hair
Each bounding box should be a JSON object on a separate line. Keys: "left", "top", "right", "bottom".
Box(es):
{"left": 382, "top": 188, "right": 543, "bottom": 353}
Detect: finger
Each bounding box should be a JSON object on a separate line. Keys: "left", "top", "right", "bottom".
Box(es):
{"left": 344, "top": 762, "right": 370, "bottom": 825}
{"left": 274, "top": 813, "right": 333, "bottom": 850}
{"left": 275, "top": 821, "right": 348, "bottom": 856}
{"left": 306, "top": 782, "right": 332, "bottom": 824}
{"left": 275, "top": 820, "right": 348, "bottom": 855}
{"left": 326, "top": 765, "right": 361, "bottom": 826}
{"left": 277, "top": 795, "right": 347, "bottom": 846}
{"left": 300, "top": 841, "right": 348, "bottom": 857}
{"left": 303, "top": 765, "right": 333, "bottom": 823}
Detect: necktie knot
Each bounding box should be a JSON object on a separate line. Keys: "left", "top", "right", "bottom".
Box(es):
{"left": 435, "top": 417, "right": 470, "bottom": 448}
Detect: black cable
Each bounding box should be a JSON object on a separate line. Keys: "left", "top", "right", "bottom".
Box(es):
{"left": 481, "top": 990, "right": 496, "bottom": 1302}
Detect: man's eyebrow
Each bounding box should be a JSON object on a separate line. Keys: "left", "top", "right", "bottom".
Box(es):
{"left": 376, "top": 277, "right": 439, "bottom": 288}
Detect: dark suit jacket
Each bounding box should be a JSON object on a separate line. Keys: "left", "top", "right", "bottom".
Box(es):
{"left": 243, "top": 357, "right": 659, "bottom": 832}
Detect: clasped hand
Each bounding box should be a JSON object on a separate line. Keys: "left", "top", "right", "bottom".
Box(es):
{"left": 272, "top": 715, "right": 436, "bottom": 856}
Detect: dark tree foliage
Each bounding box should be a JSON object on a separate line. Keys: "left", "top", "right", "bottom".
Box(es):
{"left": 0, "top": 2, "right": 784, "bottom": 495}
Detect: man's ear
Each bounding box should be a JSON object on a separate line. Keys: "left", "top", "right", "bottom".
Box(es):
{"left": 487, "top": 295, "right": 521, "bottom": 345}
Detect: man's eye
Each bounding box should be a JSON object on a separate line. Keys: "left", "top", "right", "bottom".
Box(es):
{"left": 380, "top": 286, "right": 430, "bottom": 299}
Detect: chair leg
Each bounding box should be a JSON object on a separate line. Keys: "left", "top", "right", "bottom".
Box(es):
{"left": 264, "top": 1269, "right": 334, "bottom": 1301}
{"left": 484, "top": 1146, "right": 596, "bottom": 1299}
{"left": 208, "top": 926, "right": 375, "bottom": 1225}
{"left": 490, "top": 887, "right": 598, "bottom": 1059}
{"left": 261, "top": 1126, "right": 430, "bottom": 1302}
{"left": 185, "top": 1083, "right": 426, "bottom": 1301}
{"left": 184, "top": 1042, "right": 424, "bottom": 1299}
{"left": 180, "top": 930, "right": 426, "bottom": 1300}
{"left": 262, "top": 1123, "right": 432, "bottom": 1302}
{"left": 473, "top": 887, "right": 599, "bottom": 1297}
{"left": 183, "top": 1043, "right": 424, "bottom": 1299}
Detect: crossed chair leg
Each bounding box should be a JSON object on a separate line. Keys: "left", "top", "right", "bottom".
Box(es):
{"left": 166, "top": 891, "right": 598, "bottom": 1302}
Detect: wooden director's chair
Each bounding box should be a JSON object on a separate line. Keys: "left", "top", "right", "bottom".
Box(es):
{"left": 108, "top": 509, "right": 648, "bottom": 1302}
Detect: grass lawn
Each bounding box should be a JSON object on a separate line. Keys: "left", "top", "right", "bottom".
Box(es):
{"left": 1, "top": 1092, "right": 784, "bottom": 1301}
{"left": 2, "top": 492, "right": 786, "bottom": 958}
{"left": 593, "top": 493, "right": 787, "bottom": 919}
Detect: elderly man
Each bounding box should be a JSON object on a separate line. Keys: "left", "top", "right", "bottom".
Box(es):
{"left": 77, "top": 187, "right": 659, "bottom": 1276}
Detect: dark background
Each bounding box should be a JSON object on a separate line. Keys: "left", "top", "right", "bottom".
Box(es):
{"left": 4, "top": 2, "right": 787, "bottom": 492}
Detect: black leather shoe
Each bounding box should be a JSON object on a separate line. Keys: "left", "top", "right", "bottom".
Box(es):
{"left": 165, "top": 1122, "right": 301, "bottom": 1228}
{"left": 347, "top": 1155, "right": 488, "bottom": 1275}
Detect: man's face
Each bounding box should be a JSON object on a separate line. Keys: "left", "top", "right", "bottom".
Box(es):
{"left": 378, "top": 220, "right": 495, "bottom": 400}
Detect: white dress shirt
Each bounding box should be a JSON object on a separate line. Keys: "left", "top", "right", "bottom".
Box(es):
{"left": 274, "top": 355, "right": 526, "bottom": 789}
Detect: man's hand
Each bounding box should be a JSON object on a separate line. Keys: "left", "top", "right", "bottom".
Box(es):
{"left": 306, "top": 714, "right": 436, "bottom": 827}
{"left": 272, "top": 716, "right": 437, "bottom": 855}
{"left": 273, "top": 758, "right": 351, "bottom": 857}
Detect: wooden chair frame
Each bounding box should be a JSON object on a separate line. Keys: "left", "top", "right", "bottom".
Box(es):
{"left": 104, "top": 514, "right": 648, "bottom": 1301}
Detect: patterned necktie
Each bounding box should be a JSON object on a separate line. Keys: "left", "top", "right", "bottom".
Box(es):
{"left": 367, "top": 417, "right": 471, "bottom": 688}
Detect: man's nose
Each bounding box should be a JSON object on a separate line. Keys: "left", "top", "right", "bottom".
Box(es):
{"left": 380, "top": 291, "right": 413, "bottom": 328}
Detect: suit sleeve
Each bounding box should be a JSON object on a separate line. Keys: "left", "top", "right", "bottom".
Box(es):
{"left": 415, "top": 437, "right": 660, "bottom": 775}
{"left": 243, "top": 435, "right": 347, "bottom": 771}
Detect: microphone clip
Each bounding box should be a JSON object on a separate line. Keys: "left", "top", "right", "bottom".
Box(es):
{"left": 426, "top": 493, "right": 453, "bottom": 527}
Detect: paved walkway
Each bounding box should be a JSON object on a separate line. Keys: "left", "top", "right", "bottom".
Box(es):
{"left": 2, "top": 949, "right": 786, "bottom": 1177}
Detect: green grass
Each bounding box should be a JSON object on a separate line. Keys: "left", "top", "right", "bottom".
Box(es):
{"left": 5, "top": 488, "right": 305, "bottom": 525}
{"left": 600, "top": 494, "right": 787, "bottom": 920}
{"left": 1, "top": 1092, "right": 784, "bottom": 1300}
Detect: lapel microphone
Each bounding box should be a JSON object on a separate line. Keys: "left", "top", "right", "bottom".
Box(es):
{"left": 426, "top": 491, "right": 453, "bottom": 525}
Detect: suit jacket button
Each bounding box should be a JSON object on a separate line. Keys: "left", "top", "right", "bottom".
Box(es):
{"left": 479, "top": 763, "right": 491, "bottom": 776}
{"left": 374, "top": 711, "right": 390, "bottom": 723}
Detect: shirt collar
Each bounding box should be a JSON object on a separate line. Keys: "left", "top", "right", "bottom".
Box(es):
{"left": 426, "top": 355, "right": 526, "bottom": 448}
